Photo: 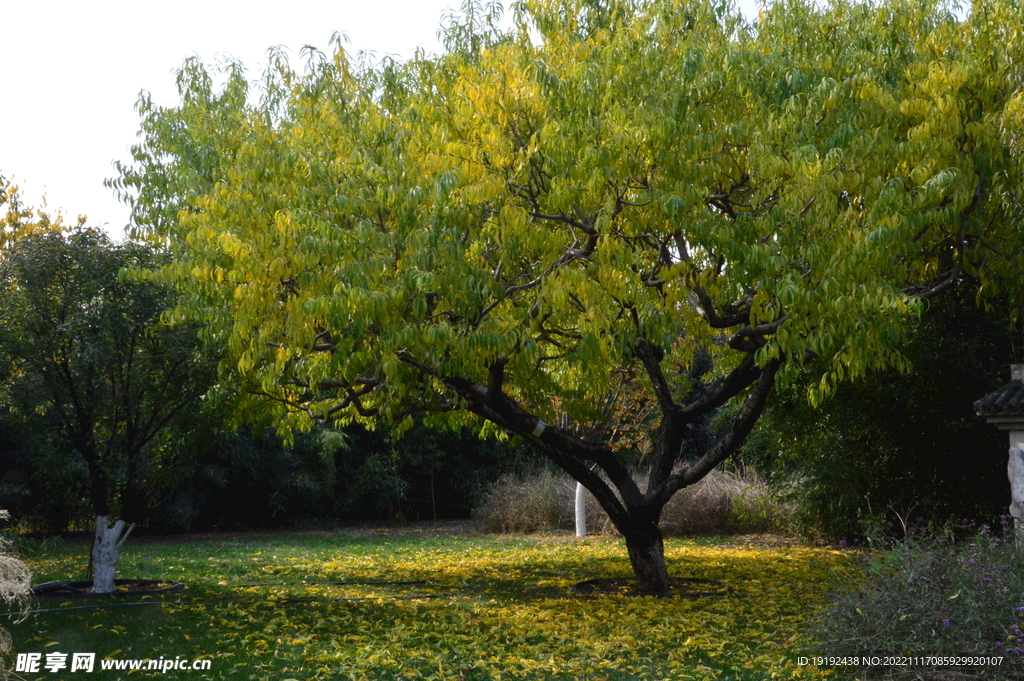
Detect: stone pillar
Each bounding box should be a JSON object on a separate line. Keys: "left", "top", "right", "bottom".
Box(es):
{"left": 1003, "top": 364, "right": 1019, "bottom": 544}
{"left": 1012, "top": 432, "right": 1024, "bottom": 452}
{"left": 1011, "top": 447, "right": 1024, "bottom": 548}
{"left": 1007, "top": 363, "right": 1023, "bottom": 546}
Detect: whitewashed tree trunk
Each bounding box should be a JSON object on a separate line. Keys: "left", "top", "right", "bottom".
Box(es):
{"left": 575, "top": 481, "right": 587, "bottom": 537}
{"left": 91, "top": 516, "right": 134, "bottom": 594}
{"left": 1009, "top": 449, "right": 1024, "bottom": 548}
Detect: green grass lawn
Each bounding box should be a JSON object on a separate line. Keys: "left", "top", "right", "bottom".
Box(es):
{"left": 8, "top": 528, "right": 856, "bottom": 680}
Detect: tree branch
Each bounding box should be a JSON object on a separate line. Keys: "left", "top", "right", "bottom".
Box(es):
{"left": 440, "top": 374, "right": 644, "bottom": 508}
{"left": 505, "top": 232, "right": 600, "bottom": 295}
{"left": 726, "top": 314, "right": 790, "bottom": 350}
{"left": 634, "top": 337, "right": 677, "bottom": 415}
{"left": 487, "top": 354, "right": 508, "bottom": 403}
{"left": 687, "top": 289, "right": 752, "bottom": 329}
{"left": 678, "top": 351, "right": 761, "bottom": 424}
{"left": 648, "top": 358, "right": 780, "bottom": 506}
{"left": 903, "top": 176, "right": 985, "bottom": 300}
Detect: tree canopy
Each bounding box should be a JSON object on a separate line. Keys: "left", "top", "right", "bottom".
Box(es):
{"left": 112, "top": 0, "right": 1024, "bottom": 592}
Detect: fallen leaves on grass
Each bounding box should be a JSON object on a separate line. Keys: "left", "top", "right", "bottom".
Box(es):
{"left": 14, "top": 534, "right": 855, "bottom": 680}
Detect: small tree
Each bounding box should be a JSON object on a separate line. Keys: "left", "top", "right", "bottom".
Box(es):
{"left": 0, "top": 226, "right": 214, "bottom": 592}
{"left": 113, "top": 0, "right": 1024, "bottom": 593}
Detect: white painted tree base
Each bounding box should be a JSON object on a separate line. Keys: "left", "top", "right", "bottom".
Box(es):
{"left": 91, "top": 516, "right": 135, "bottom": 594}
{"left": 575, "top": 481, "right": 587, "bottom": 537}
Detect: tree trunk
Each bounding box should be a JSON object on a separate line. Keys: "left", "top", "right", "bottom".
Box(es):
{"left": 623, "top": 520, "right": 670, "bottom": 595}
{"left": 575, "top": 481, "right": 588, "bottom": 537}
{"left": 91, "top": 516, "right": 134, "bottom": 594}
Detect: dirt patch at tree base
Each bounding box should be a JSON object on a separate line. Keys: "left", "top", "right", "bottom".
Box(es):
{"left": 571, "top": 577, "right": 730, "bottom": 598}
{"left": 32, "top": 579, "right": 184, "bottom": 598}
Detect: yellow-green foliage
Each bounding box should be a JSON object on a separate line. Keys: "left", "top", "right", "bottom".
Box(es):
{"left": 0, "top": 175, "right": 75, "bottom": 250}
{"left": 113, "top": 0, "right": 1024, "bottom": 432}
{"left": 17, "top": 534, "right": 855, "bottom": 680}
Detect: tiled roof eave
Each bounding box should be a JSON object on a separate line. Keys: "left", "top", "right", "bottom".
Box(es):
{"left": 975, "top": 380, "right": 1024, "bottom": 417}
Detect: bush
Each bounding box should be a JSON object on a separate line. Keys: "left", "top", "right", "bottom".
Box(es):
{"left": 816, "top": 521, "right": 1024, "bottom": 679}
{"left": 474, "top": 466, "right": 793, "bottom": 536}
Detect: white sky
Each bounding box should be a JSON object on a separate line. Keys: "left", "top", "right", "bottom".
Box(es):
{"left": 2, "top": 1, "right": 757, "bottom": 239}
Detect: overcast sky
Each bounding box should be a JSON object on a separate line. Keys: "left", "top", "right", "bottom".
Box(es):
{"left": 2, "top": 1, "right": 757, "bottom": 239}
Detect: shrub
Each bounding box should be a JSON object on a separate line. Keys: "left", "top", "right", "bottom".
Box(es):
{"left": 816, "top": 520, "right": 1024, "bottom": 679}
{"left": 474, "top": 466, "right": 793, "bottom": 536}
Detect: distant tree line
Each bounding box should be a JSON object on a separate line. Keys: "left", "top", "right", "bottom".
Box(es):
{"left": 0, "top": 412, "right": 528, "bottom": 535}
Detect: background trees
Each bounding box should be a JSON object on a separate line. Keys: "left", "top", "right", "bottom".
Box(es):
{"left": 153, "top": 421, "right": 526, "bottom": 531}
{"left": 111, "top": 0, "right": 1024, "bottom": 593}
{"left": 743, "top": 285, "right": 1022, "bottom": 541}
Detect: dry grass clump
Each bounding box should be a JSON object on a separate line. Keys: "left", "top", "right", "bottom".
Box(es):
{"left": 473, "top": 469, "right": 578, "bottom": 533}
{"left": 660, "top": 467, "right": 793, "bottom": 536}
{"left": 0, "top": 510, "right": 31, "bottom": 680}
{"left": 474, "top": 466, "right": 793, "bottom": 536}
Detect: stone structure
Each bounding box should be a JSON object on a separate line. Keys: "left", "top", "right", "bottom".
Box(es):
{"left": 975, "top": 364, "right": 1024, "bottom": 543}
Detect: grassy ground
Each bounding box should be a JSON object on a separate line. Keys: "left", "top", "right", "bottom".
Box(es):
{"left": 8, "top": 525, "right": 856, "bottom": 680}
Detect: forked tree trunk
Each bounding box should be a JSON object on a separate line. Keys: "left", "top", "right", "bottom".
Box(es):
{"left": 622, "top": 520, "right": 670, "bottom": 595}
{"left": 91, "top": 516, "right": 134, "bottom": 594}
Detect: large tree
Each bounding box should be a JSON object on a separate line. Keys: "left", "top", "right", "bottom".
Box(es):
{"left": 112, "top": 0, "right": 1024, "bottom": 593}
{"left": 0, "top": 226, "right": 214, "bottom": 592}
